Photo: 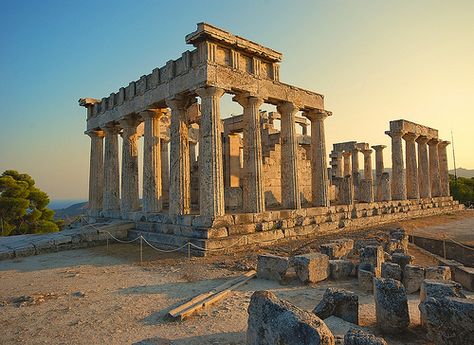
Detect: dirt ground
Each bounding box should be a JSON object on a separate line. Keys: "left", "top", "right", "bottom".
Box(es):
{"left": 1, "top": 212, "right": 473, "bottom": 345}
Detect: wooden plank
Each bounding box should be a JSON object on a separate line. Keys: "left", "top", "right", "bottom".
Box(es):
{"left": 176, "top": 271, "right": 256, "bottom": 320}
{"left": 168, "top": 270, "right": 256, "bottom": 318}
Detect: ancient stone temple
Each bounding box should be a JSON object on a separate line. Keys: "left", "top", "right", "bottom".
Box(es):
{"left": 79, "top": 23, "right": 462, "bottom": 255}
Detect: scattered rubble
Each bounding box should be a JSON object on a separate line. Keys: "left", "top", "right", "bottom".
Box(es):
{"left": 403, "top": 265, "right": 425, "bottom": 293}
{"left": 313, "top": 288, "right": 358, "bottom": 324}
{"left": 320, "top": 239, "right": 354, "bottom": 259}
{"left": 343, "top": 328, "right": 388, "bottom": 345}
{"left": 381, "top": 262, "right": 402, "bottom": 281}
{"left": 374, "top": 278, "right": 409, "bottom": 333}
{"left": 292, "top": 253, "right": 330, "bottom": 283}
{"left": 329, "top": 260, "right": 355, "bottom": 280}
{"left": 425, "top": 266, "right": 451, "bottom": 280}
{"left": 257, "top": 254, "right": 290, "bottom": 282}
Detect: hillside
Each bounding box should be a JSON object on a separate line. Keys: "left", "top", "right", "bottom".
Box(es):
{"left": 53, "top": 202, "right": 88, "bottom": 219}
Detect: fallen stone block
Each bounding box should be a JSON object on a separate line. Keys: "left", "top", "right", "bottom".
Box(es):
{"left": 419, "top": 296, "right": 474, "bottom": 345}
{"left": 292, "top": 253, "right": 329, "bottom": 283}
{"left": 358, "top": 265, "right": 374, "bottom": 293}
{"left": 403, "top": 265, "right": 425, "bottom": 293}
{"left": 313, "top": 288, "right": 359, "bottom": 324}
{"left": 388, "top": 228, "right": 408, "bottom": 253}
{"left": 321, "top": 238, "right": 354, "bottom": 259}
{"left": 343, "top": 328, "right": 388, "bottom": 345}
{"left": 381, "top": 262, "right": 402, "bottom": 281}
{"left": 390, "top": 252, "right": 413, "bottom": 270}
{"left": 425, "top": 266, "right": 451, "bottom": 280}
{"left": 329, "top": 260, "right": 355, "bottom": 280}
{"left": 257, "top": 254, "right": 290, "bottom": 282}
{"left": 247, "top": 290, "right": 335, "bottom": 345}
{"left": 354, "top": 239, "right": 381, "bottom": 255}
{"left": 359, "top": 245, "right": 384, "bottom": 277}
{"left": 374, "top": 278, "right": 409, "bottom": 333}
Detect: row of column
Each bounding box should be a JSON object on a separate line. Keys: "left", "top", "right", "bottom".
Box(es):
{"left": 88, "top": 87, "right": 333, "bottom": 218}
{"left": 387, "top": 130, "right": 450, "bottom": 201}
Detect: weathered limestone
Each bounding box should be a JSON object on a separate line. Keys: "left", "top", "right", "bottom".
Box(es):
{"left": 339, "top": 176, "right": 354, "bottom": 205}
{"left": 374, "top": 278, "right": 409, "bottom": 333}
{"left": 120, "top": 117, "right": 141, "bottom": 214}
{"left": 438, "top": 140, "right": 450, "bottom": 197}
{"left": 360, "top": 245, "right": 384, "bottom": 277}
{"left": 161, "top": 139, "right": 170, "bottom": 206}
{"left": 403, "top": 265, "right": 425, "bottom": 293}
{"left": 329, "top": 260, "right": 355, "bottom": 280}
{"left": 358, "top": 179, "right": 374, "bottom": 203}
{"left": 257, "top": 254, "right": 290, "bottom": 281}
{"left": 428, "top": 138, "right": 441, "bottom": 197}
{"left": 141, "top": 109, "right": 165, "bottom": 214}
{"left": 167, "top": 97, "right": 192, "bottom": 215}
{"left": 277, "top": 102, "right": 301, "bottom": 210}
{"left": 381, "top": 262, "right": 402, "bottom": 281}
{"left": 313, "top": 288, "right": 359, "bottom": 324}
{"left": 332, "top": 152, "right": 344, "bottom": 178}
{"left": 102, "top": 124, "right": 121, "bottom": 217}
{"left": 306, "top": 110, "right": 331, "bottom": 207}
{"left": 292, "top": 253, "right": 329, "bottom": 283}
{"left": 425, "top": 266, "right": 451, "bottom": 280}
{"left": 419, "top": 279, "right": 465, "bottom": 303}
{"left": 403, "top": 133, "right": 419, "bottom": 199}
{"left": 371, "top": 145, "right": 386, "bottom": 202}
{"left": 416, "top": 135, "right": 431, "bottom": 198}
{"left": 362, "top": 149, "right": 372, "bottom": 181}
{"left": 320, "top": 239, "right": 354, "bottom": 259}
{"left": 247, "top": 290, "right": 335, "bottom": 345}
{"left": 342, "top": 151, "right": 352, "bottom": 177}
{"left": 386, "top": 130, "right": 406, "bottom": 200}
{"left": 86, "top": 130, "right": 104, "bottom": 217}
{"left": 380, "top": 173, "right": 391, "bottom": 201}
{"left": 358, "top": 266, "right": 374, "bottom": 292}
{"left": 224, "top": 133, "right": 241, "bottom": 188}
{"left": 387, "top": 228, "right": 409, "bottom": 254}
{"left": 197, "top": 87, "right": 226, "bottom": 216}
{"left": 391, "top": 252, "right": 413, "bottom": 270}
{"left": 235, "top": 94, "right": 265, "bottom": 213}
{"left": 419, "top": 296, "right": 474, "bottom": 345}
{"left": 344, "top": 329, "right": 387, "bottom": 345}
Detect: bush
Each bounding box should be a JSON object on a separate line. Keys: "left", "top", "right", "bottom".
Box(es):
{"left": 449, "top": 174, "right": 474, "bottom": 207}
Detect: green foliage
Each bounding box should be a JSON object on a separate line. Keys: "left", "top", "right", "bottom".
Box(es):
{"left": 0, "top": 170, "right": 62, "bottom": 236}
{"left": 449, "top": 174, "right": 474, "bottom": 206}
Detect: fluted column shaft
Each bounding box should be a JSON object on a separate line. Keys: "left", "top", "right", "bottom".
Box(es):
{"left": 161, "top": 139, "right": 170, "bottom": 205}
{"left": 306, "top": 110, "right": 330, "bottom": 207}
{"left": 352, "top": 149, "right": 360, "bottom": 176}
{"left": 362, "top": 149, "right": 373, "bottom": 180}
{"left": 87, "top": 130, "right": 104, "bottom": 216}
{"left": 372, "top": 145, "right": 386, "bottom": 201}
{"left": 196, "top": 87, "right": 226, "bottom": 217}
{"left": 428, "top": 138, "right": 441, "bottom": 197}
{"left": 102, "top": 125, "right": 121, "bottom": 215}
{"left": 142, "top": 109, "right": 165, "bottom": 213}
{"left": 342, "top": 151, "right": 352, "bottom": 176}
{"left": 416, "top": 136, "right": 431, "bottom": 198}
{"left": 235, "top": 95, "right": 265, "bottom": 213}
{"left": 334, "top": 152, "right": 343, "bottom": 178}
{"left": 403, "top": 133, "right": 419, "bottom": 199}
{"left": 387, "top": 130, "right": 406, "bottom": 200}
{"left": 167, "top": 97, "right": 192, "bottom": 216}
{"left": 277, "top": 102, "right": 301, "bottom": 209}
{"left": 120, "top": 118, "right": 140, "bottom": 213}
{"left": 438, "top": 141, "right": 450, "bottom": 197}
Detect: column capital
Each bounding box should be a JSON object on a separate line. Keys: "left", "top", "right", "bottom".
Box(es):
{"left": 195, "top": 86, "right": 225, "bottom": 99}
{"left": 427, "top": 138, "right": 440, "bottom": 146}
{"left": 362, "top": 149, "right": 373, "bottom": 157}
{"left": 402, "top": 132, "right": 419, "bottom": 142}
{"left": 119, "top": 116, "right": 141, "bottom": 129}
{"left": 438, "top": 140, "right": 451, "bottom": 148}
{"left": 303, "top": 109, "right": 332, "bottom": 122}
{"left": 166, "top": 95, "right": 194, "bottom": 111}
{"left": 371, "top": 145, "right": 386, "bottom": 151}
{"left": 232, "top": 92, "right": 264, "bottom": 108}
{"left": 415, "top": 135, "right": 430, "bottom": 145}
{"left": 101, "top": 123, "right": 121, "bottom": 135}
{"left": 342, "top": 151, "right": 352, "bottom": 158}
{"left": 86, "top": 129, "right": 105, "bottom": 139}
{"left": 277, "top": 101, "right": 299, "bottom": 115}
{"left": 140, "top": 108, "right": 168, "bottom": 120}
{"left": 385, "top": 130, "right": 405, "bottom": 139}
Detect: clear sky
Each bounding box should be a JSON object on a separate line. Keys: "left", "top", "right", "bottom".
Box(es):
{"left": 0, "top": 0, "right": 473, "bottom": 201}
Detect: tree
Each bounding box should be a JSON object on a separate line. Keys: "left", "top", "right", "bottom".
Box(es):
{"left": 449, "top": 174, "right": 474, "bottom": 207}
{"left": 0, "top": 170, "right": 61, "bottom": 236}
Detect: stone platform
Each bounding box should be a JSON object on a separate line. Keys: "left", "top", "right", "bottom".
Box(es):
{"left": 128, "top": 196, "right": 462, "bottom": 256}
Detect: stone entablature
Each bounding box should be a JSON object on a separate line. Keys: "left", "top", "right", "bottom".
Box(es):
{"left": 388, "top": 119, "right": 438, "bottom": 139}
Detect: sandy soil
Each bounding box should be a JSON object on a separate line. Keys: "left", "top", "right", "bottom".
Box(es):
{"left": 1, "top": 213, "right": 473, "bottom": 345}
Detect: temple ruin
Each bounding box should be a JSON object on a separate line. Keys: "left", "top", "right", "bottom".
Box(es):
{"left": 79, "top": 23, "right": 462, "bottom": 255}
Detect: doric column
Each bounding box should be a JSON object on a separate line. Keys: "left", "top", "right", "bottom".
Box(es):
{"left": 438, "top": 140, "right": 451, "bottom": 197}
{"left": 277, "top": 101, "right": 301, "bottom": 209}
{"left": 351, "top": 147, "right": 361, "bottom": 198}
{"left": 102, "top": 124, "right": 121, "bottom": 217}
{"left": 428, "top": 138, "right": 441, "bottom": 197}
{"left": 342, "top": 151, "right": 352, "bottom": 176}
{"left": 224, "top": 133, "right": 241, "bottom": 188}
{"left": 305, "top": 109, "right": 331, "bottom": 207}
{"left": 403, "top": 133, "right": 420, "bottom": 199}
{"left": 161, "top": 139, "right": 170, "bottom": 206}
{"left": 332, "top": 151, "right": 343, "bottom": 178}
{"left": 371, "top": 145, "right": 386, "bottom": 201}
{"left": 141, "top": 109, "right": 166, "bottom": 214}
{"left": 196, "top": 86, "right": 226, "bottom": 217}
{"left": 234, "top": 94, "right": 265, "bottom": 213}
{"left": 167, "top": 96, "right": 192, "bottom": 216}
{"left": 362, "top": 149, "right": 373, "bottom": 180}
{"left": 416, "top": 136, "right": 431, "bottom": 199}
{"left": 86, "top": 130, "right": 104, "bottom": 217}
{"left": 386, "top": 130, "right": 406, "bottom": 200}
{"left": 189, "top": 139, "right": 197, "bottom": 166}
{"left": 120, "top": 117, "right": 140, "bottom": 214}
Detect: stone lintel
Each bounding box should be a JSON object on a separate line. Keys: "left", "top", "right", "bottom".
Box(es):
{"left": 185, "top": 22, "right": 282, "bottom": 63}
{"left": 371, "top": 145, "right": 387, "bottom": 151}
{"left": 389, "top": 119, "right": 438, "bottom": 139}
